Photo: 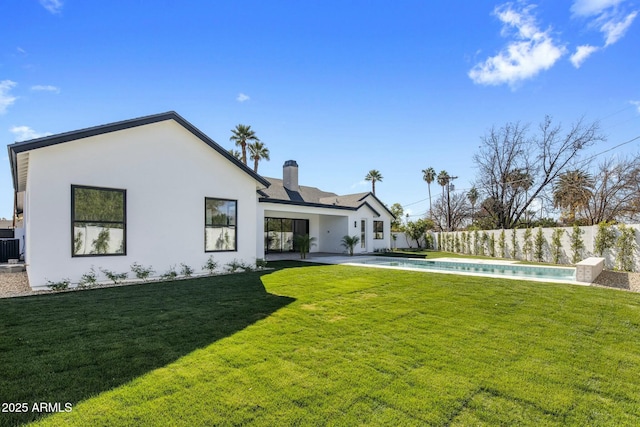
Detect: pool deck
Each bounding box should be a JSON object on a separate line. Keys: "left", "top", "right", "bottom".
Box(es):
{"left": 302, "top": 255, "right": 585, "bottom": 286}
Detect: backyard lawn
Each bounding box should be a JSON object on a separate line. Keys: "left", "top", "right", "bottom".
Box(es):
{"left": 2, "top": 261, "right": 640, "bottom": 426}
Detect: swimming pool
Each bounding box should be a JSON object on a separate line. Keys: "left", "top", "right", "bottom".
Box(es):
{"left": 352, "top": 257, "right": 576, "bottom": 282}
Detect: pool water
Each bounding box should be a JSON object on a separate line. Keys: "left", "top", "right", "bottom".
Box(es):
{"left": 355, "top": 257, "right": 576, "bottom": 281}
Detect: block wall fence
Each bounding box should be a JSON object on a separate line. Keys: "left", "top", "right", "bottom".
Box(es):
{"left": 392, "top": 224, "right": 640, "bottom": 271}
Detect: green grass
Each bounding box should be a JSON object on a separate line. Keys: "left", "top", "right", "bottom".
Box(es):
{"left": 2, "top": 262, "right": 640, "bottom": 426}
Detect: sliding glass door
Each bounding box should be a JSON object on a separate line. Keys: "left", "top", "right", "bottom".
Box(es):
{"left": 265, "top": 218, "right": 309, "bottom": 252}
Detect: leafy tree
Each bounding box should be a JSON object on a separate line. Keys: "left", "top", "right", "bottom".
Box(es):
{"left": 390, "top": 203, "right": 404, "bottom": 231}
{"left": 523, "top": 228, "right": 533, "bottom": 261}
{"left": 553, "top": 169, "right": 594, "bottom": 224}
{"left": 230, "top": 124, "right": 259, "bottom": 165}
{"left": 511, "top": 228, "right": 518, "bottom": 259}
{"left": 570, "top": 224, "right": 585, "bottom": 264}
{"left": 340, "top": 235, "right": 360, "bottom": 256}
{"left": 488, "top": 233, "right": 496, "bottom": 257}
{"left": 473, "top": 116, "right": 603, "bottom": 229}
{"left": 473, "top": 229, "right": 480, "bottom": 255}
{"left": 403, "top": 218, "right": 434, "bottom": 248}
{"left": 615, "top": 224, "right": 637, "bottom": 272}
{"left": 422, "top": 167, "right": 436, "bottom": 217}
{"left": 550, "top": 228, "right": 565, "bottom": 264}
{"left": 498, "top": 229, "right": 506, "bottom": 258}
{"left": 247, "top": 141, "right": 270, "bottom": 173}
{"left": 365, "top": 170, "right": 383, "bottom": 195}
{"left": 594, "top": 221, "right": 617, "bottom": 257}
{"left": 534, "top": 227, "right": 546, "bottom": 262}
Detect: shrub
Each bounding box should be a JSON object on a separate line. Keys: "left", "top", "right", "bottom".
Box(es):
{"left": 498, "top": 230, "right": 506, "bottom": 258}
{"left": 615, "top": 224, "right": 637, "bottom": 272}
{"left": 161, "top": 265, "right": 178, "bottom": 280}
{"left": 100, "top": 268, "right": 128, "bottom": 284}
{"left": 473, "top": 230, "right": 480, "bottom": 255}
{"left": 523, "top": 228, "right": 533, "bottom": 261}
{"left": 534, "top": 227, "right": 546, "bottom": 262}
{"left": 225, "top": 259, "right": 244, "bottom": 273}
{"left": 203, "top": 255, "right": 218, "bottom": 274}
{"left": 46, "top": 278, "right": 70, "bottom": 291}
{"left": 570, "top": 224, "right": 585, "bottom": 264}
{"left": 256, "top": 258, "right": 268, "bottom": 269}
{"left": 594, "top": 221, "right": 616, "bottom": 257}
{"left": 131, "top": 262, "right": 154, "bottom": 281}
{"left": 78, "top": 267, "right": 98, "bottom": 289}
{"left": 180, "top": 263, "right": 194, "bottom": 277}
{"left": 511, "top": 228, "right": 518, "bottom": 259}
{"left": 550, "top": 228, "right": 565, "bottom": 264}
{"left": 488, "top": 233, "right": 496, "bottom": 258}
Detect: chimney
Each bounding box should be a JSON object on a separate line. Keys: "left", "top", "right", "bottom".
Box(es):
{"left": 283, "top": 160, "right": 299, "bottom": 192}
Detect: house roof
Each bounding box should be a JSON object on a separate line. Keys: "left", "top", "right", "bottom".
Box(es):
{"left": 7, "top": 111, "right": 271, "bottom": 193}
{"left": 260, "top": 177, "right": 395, "bottom": 218}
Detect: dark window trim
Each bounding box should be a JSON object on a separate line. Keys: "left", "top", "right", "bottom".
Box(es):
{"left": 71, "top": 184, "right": 127, "bottom": 257}
{"left": 205, "top": 197, "right": 238, "bottom": 253}
{"left": 373, "top": 220, "right": 384, "bottom": 240}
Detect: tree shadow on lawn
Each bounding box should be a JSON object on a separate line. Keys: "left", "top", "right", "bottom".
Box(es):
{"left": 0, "top": 269, "right": 295, "bottom": 426}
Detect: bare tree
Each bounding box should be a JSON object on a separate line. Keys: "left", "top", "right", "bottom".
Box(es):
{"left": 473, "top": 116, "right": 604, "bottom": 229}
{"left": 431, "top": 193, "right": 470, "bottom": 231}
{"left": 583, "top": 155, "right": 640, "bottom": 224}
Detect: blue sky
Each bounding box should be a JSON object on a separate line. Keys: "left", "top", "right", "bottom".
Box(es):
{"left": 1, "top": 0, "right": 639, "bottom": 220}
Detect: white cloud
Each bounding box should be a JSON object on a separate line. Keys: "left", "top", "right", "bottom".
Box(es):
{"left": 601, "top": 11, "right": 637, "bottom": 45}
{"left": 350, "top": 180, "right": 368, "bottom": 189}
{"left": 10, "top": 126, "right": 52, "bottom": 142}
{"left": 0, "top": 80, "right": 18, "bottom": 114}
{"left": 570, "top": 44, "right": 600, "bottom": 67}
{"left": 571, "top": 0, "right": 624, "bottom": 16}
{"left": 236, "top": 93, "right": 250, "bottom": 102}
{"left": 31, "top": 85, "right": 61, "bottom": 94}
{"left": 39, "top": 0, "right": 63, "bottom": 14}
{"left": 469, "top": 4, "right": 566, "bottom": 87}
{"left": 631, "top": 100, "right": 640, "bottom": 114}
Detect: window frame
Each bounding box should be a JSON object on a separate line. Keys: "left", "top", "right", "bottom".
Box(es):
{"left": 204, "top": 197, "right": 238, "bottom": 252}
{"left": 373, "top": 220, "right": 384, "bottom": 240}
{"left": 71, "top": 184, "right": 127, "bottom": 257}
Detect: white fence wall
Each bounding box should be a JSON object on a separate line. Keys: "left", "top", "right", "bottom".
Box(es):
{"left": 433, "top": 224, "right": 640, "bottom": 270}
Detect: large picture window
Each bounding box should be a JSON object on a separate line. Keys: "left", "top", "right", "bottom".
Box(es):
{"left": 72, "top": 185, "right": 126, "bottom": 256}
{"left": 373, "top": 220, "right": 384, "bottom": 240}
{"left": 205, "top": 198, "right": 237, "bottom": 252}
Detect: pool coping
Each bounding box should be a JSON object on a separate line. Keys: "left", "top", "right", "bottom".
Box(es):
{"left": 303, "top": 255, "right": 586, "bottom": 286}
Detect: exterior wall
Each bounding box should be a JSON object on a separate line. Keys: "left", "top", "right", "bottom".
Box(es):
{"left": 259, "top": 202, "right": 392, "bottom": 255}
{"left": 318, "top": 215, "right": 348, "bottom": 252}
{"left": 25, "top": 120, "right": 260, "bottom": 289}
{"left": 435, "top": 224, "right": 640, "bottom": 269}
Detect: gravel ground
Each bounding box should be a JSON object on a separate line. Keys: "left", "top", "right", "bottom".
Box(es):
{"left": 1, "top": 269, "right": 640, "bottom": 299}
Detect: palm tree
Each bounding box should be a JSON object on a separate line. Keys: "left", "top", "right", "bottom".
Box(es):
{"left": 467, "top": 186, "right": 479, "bottom": 221}
{"left": 229, "top": 124, "right": 259, "bottom": 165}
{"left": 422, "top": 167, "right": 436, "bottom": 217}
{"left": 436, "top": 170, "right": 450, "bottom": 203}
{"left": 341, "top": 235, "right": 360, "bottom": 256}
{"left": 553, "top": 169, "right": 594, "bottom": 224}
{"left": 228, "top": 149, "right": 242, "bottom": 160}
{"left": 247, "top": 141, "right": 270, "bottom": 173}
{"left": 437, "top": 170, "right": 451, "bottom": 230}
{"left": 365, "top": 170, "right": 383, "bottom": 195}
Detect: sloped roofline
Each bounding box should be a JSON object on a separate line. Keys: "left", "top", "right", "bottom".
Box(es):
{"left": 259, "top": 194, "right": 395, "bottom": 219}
{"left": 7, "top": 111, "right": 271, "bottom": 190}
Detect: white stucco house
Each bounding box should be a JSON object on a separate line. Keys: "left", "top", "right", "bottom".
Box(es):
{"left": 7, "top": 111, "right": 393, "bottom": 289}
